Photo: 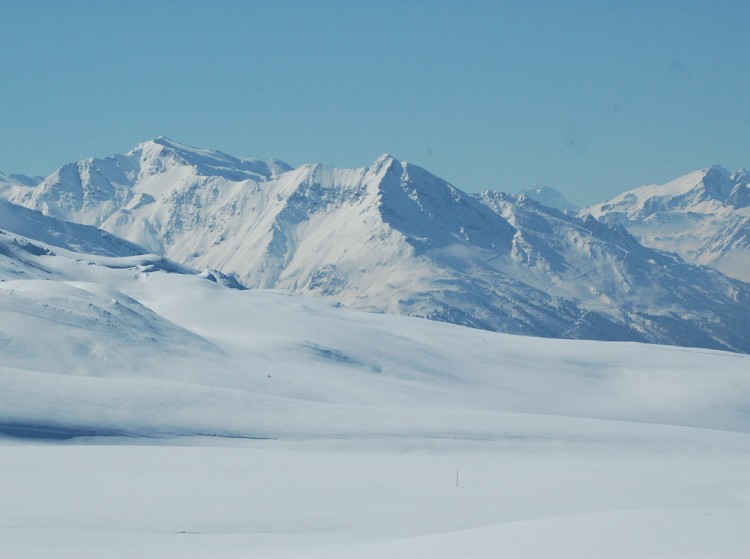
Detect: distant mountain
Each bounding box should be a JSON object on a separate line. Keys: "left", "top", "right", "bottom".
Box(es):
{"left": 518, "top": 186, "right": 577, "bottom": 212}
{"left": 584, "top": 166, "right": 750, "bottom": 282}
{"left": 0, "top": 171, "right": 44, "bottom": 189}
{"left": 0, "top": 137, "right": 292, "bottom": 251}
{"left": 3, "top": 138, "right": 750, "bottom": 353}
{"left": 0, "top": 199, "right": 146, "bottom": 257}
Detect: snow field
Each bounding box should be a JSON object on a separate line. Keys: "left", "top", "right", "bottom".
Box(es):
{"left": 2, "top": 232, "right": 750, "bottom": 557}
{"left": 2, "top": 433, "right": 750, "bottom": 558}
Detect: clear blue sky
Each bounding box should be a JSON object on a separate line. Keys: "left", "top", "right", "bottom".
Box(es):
{"left": 2, "top": 0, "right": 749, "bottom": 205}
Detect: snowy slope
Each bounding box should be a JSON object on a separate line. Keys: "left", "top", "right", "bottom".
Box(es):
{"left": 3, "top": 140, "right": 750, "bottom": 353}
{"left": 0, "top": 170, "right": 43, "bottom": 191}
{"left": 475, "top": 192, "right": 750, "bottom": 351}
{"left": 1, "top": 137, "right": 292, "bottom": 252}
{"left": 0, "top": 229, "right": 223, "bottom": 383}
{"left": 0, "top": 229, "right": 56, "bottom": 280}
{"left": 1, "top": 238, "right": 750, "bottom": 558}
{"left": 585, "top": 166, "right": 750, "bottom": 282}
{"left": 0, "top": 199, "right": 146, "bottom": 256}
{"left": 1, "top": 235, "right": 749, "bottom": 438}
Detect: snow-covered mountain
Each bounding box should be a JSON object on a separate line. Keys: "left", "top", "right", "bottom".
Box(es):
{"left": 0, "top": 199, "right": 146, "bottom": 258}
{"left": 518, "top": 185, "right": 577, "bottom": 212}
{"left": 584, "top": 166, "right": 750, "bottom": 282}
{"left": 3, "top": 138, "right": 750, "bottom": 353}
{"left": 0, "top": 170, "right": 43, "bottom": 189}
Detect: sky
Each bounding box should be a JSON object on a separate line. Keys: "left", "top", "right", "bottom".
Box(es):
{"left": 2, "top": 0, "right": 749, "bottom": 206}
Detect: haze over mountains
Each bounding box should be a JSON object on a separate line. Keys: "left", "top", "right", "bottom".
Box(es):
{"left": 1, "top": 137, "right": 749, "bottom": 353}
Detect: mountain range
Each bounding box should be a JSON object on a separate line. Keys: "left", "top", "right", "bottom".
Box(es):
{"left": 584, "top": 166, "right": 750, "bottom": 283}
{"left": 1, "top": 137, "right": 749, "bottom": 353}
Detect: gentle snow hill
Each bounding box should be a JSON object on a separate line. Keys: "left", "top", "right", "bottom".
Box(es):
{"left": 518, "top": 185, "right": 577, "bottom": 211}
{"left": 2, "top": 237, "right": 750, "bottom": 438}
{"left": 584, "top": 166, "right": 750, "bottom": 282}
{"left": 0, "top": 232, "right": 229, "bottom": 407}
{"left": 4, "top": 139, "right": 750, "bottom": 353}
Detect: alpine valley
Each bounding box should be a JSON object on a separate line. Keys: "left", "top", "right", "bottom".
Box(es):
{"left": 1, "top": 137, "right": 749, "bottom": 353}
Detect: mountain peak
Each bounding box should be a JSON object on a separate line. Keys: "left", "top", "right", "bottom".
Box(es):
{"left": 134, "top": 136, "right": 236, "bottom": 164}
{"left": 518, "top": 185, "right": 578, "bottom": 211}
{"left": 583, "top": 163, "right": 750, "bottom": 282}
{"left": 704, "top": 163, "right": 729, "bottom": 175}
{"left": 0, "top": 171, "right": 44, "bottom": 189}
{"left": 699, "top": 165, "right": 733, "bottom": 196}
{"left": 376, "top": 153, "right": 396, "bottom": 160}
{"left": 372, "top": 153, "right": 399, "bottom": 168}
{"left": 153, "top": 135, "right": 177, "bottom": 144}
{"left": 131, "top": 137, "right": 292, "bottom": 181}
